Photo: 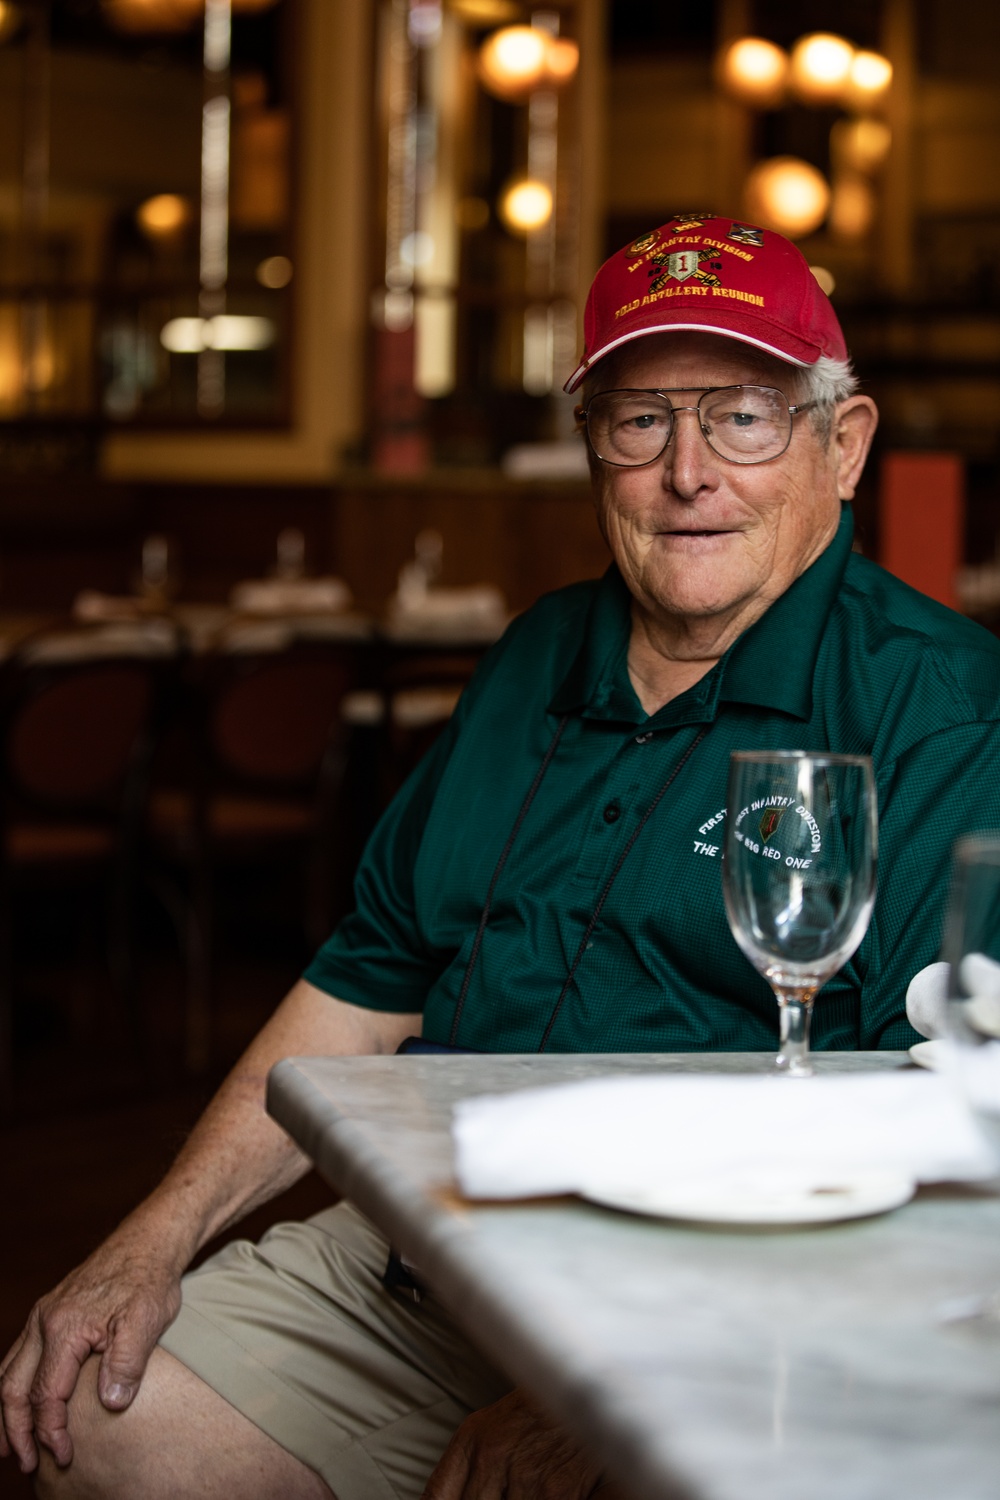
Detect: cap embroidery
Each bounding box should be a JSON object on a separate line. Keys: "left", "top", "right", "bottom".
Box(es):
{"left": 626, "top": 230, "right": 659, "bottom": 256}
{"left": 669, "top": 213, "right": 713, "bottom": 231}
{"left": 648, "top": 246, "right": 723, "bottom": 293}
{"left": 728, "top": 222, "right": 764, "bottom": 247}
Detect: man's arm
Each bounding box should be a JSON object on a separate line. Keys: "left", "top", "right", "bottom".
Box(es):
{"left": 0, "top": 980, "right": 419, "bottom": 1475}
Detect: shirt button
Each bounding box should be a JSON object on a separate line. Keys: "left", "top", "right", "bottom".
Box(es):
{"left": 634, "top": 731, "right": 653, "bottom": 744}
{"left": 603, "top": 802, "right": 621, "bottom": 824}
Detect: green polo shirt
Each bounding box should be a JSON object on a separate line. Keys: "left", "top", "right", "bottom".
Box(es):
{"left": 306, "top": 507, "right": 1000, "bottom": 1051}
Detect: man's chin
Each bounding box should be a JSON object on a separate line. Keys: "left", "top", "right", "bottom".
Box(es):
{"left": 640, "top": 563, "right": 753, "bottom": 625}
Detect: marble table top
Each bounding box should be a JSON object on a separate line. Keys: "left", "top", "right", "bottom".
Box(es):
{"left": 267, "top": 1052, "right": 1000, "bottom": 1500}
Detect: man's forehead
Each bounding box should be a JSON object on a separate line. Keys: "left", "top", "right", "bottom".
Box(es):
{"left": 592, "top": 331, "right": 802, "bottom": 391}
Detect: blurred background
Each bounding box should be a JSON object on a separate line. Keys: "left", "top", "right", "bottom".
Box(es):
{"left": 0, "top": 3, "right": 998, "bottom": 1485}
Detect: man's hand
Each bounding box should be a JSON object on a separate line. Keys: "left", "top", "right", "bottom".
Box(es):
{"left": 0, "top": 1225, "right": 182, "bottom": 1475}
{"left": 0, "top": 985, "right": 418, "bottom": 1480}
{"left": 422, "top": 1388, "right": 627, "bottom": 1500}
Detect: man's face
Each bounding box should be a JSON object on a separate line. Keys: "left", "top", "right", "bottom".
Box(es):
{"left": 588, "top": 332, "right": 848, "bottom": 643}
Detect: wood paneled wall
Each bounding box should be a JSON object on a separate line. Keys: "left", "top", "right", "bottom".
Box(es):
{"left": 0, "top": 473, "right": 611, "bottom": 616}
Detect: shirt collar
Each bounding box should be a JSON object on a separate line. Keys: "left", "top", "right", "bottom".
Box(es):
{"left": 548, "top": 563, "right": 642, "bottom": 721}
{"left": 549, "top": 506, "right": 854, "bottom": 725}
{"left": 718, "top": 504, "right": 853, "bottom": 720}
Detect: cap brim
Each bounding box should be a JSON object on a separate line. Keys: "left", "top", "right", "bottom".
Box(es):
{"left": 563, "top": 316, "right": 815, "bottom": 394}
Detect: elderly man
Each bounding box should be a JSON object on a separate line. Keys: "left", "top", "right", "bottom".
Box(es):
{"left": 5, "top": 214, "right": 1000, "bottom": 1500}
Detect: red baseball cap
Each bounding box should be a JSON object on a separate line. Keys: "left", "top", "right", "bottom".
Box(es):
{"left": 563, "top": 213, "right": 847, "bottom": 393}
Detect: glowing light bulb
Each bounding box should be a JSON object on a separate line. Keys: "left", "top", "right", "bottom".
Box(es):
{"left": 0, "top": 2, "right": 23, "bottom": 43}
{"left": 498, "top": 178, "right": 553, "bottom": 234}
{"left": 479, "top": 25, "right": 548, "bottom": 100}
{"left": 450, "top": 0, "right": 520, "bottom": 22}
{"left": 718, "top": 37, "right": 789, "bottom": 109}
{"left": 136, "top": 194, "right": 192, "bottom": 239}
{"left": 745, "top": 157, "right": 830, "bottom": 239}
{"left": 829, "top": 174, "right": 877, "bottom": 241}
{"left": 256, "top": 255, "right": 293, "bottom": 289}
{"left": 849, "top": 50, "right": 892, "bottom": 98}
{"left": 789, "top": 32, "right": 855, "bottom": 105}
{"left": 543, "top": 37, "right": 579, "bottom": 86}
{"left": 101, "top": 0, "right": 201, "bottom": 34}
{"left": 831, "top": 117, "right": 892, "bottom": 174}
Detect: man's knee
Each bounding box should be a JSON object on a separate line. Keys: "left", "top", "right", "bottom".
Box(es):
{"left": 33, "top": 1347, "right": 336, "bottom": 1500}
{"left": 33, "top": 1355, "right": 120, "bottom": 1500}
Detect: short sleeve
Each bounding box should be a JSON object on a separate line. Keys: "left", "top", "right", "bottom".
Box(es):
{"left": 303, "top": 712, "right": 462, "bottom": 1011}
{"left": 859, "top": 721, "right": 1000, "bottom": 1046}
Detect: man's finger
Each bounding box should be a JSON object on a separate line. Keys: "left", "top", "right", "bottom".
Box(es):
{"left": 0, "top": 1330, "right": 28, "bottom": 1460}
{"left": 96, "top": 1320, "right": 158, "bottom": 1411}
{"left": 423, "top": 1437, "right": 507, "bottom": 1500}
{"left": 421, "top": 1431, "right": 474, "bottom": 1499}
{"left": 0, "top": 1322, "right": 44, "bottom": 1473}
{"left": 28, "top": 1313, "right": 105, "bottom": 1469}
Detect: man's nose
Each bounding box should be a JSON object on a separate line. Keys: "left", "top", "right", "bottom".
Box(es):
{"left": 663, "top": 405, "right": 716, "bottom": 495}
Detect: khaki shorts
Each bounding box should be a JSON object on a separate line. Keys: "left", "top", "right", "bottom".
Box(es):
{"left": 159, "top": 1201, "right": 512, "bottom": 1500}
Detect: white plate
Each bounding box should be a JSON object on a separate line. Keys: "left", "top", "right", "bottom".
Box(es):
{"left": 909, "top": 1039, "right": 949, "bottom": 1071}
{"left": 581, "top": 1172, "right": 916, "bottom": 1226}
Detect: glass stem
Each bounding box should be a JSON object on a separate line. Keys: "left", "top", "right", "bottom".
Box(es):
{"left": 774, "top": 986, "right": 818, "bottom": 1077}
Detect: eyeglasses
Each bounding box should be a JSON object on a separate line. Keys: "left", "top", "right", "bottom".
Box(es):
{"left": 578, "top": 386, "right": 816, "bottom": 467}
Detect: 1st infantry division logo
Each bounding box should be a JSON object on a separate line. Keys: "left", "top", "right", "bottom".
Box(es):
{"left": 648, "top": 246, "right": 724, "bottom": 293}
{"left": 758, "top": 806, "right": 787, "bottom": 843}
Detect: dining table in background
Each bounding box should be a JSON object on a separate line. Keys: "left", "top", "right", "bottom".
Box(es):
{"left": 0, "top": 592, "right": 509, "bottom": 663}
{"left": 267, "top": 1051, "right": 1000, "bottom": 1500}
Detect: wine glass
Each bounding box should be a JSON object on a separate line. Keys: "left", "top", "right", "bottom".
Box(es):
{"left": 938, "top": 837, "right": 1000, "bottom": 1326}
{"left": 943, "top": 837, "right": 1000, "bottom": 1158}
{"left": 723, "top": 751, "right": 878, "bottom": 1077}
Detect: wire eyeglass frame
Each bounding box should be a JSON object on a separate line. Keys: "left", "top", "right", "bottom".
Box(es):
{"left": 577, "top": 385, "right": 818, "bottom": 468}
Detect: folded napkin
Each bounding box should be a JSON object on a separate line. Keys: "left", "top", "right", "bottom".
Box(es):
{"left": 22, "top": 619, "right": 178, "bottom": 664}
{"left": 452, "top": 1071, "right": 995, "bottom": 1201}
{"left": 229, "top": 577, "right": 352, "bottom": 615}
{"left": 385, "top": 584, "right": 508, "bottom": 639}
{"left": 906, "top": 962, "right": 950, "bottom": 1039}
{"left": 73, "top": 590, "right": 146, "bottom": 622}
{"left": 501, "top": 440, "right": 590, "bottom": 480}
{"left": 907, "top": 956, "right": 1000, "bottom": 1040}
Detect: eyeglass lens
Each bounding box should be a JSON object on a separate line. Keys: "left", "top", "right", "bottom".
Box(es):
{"left": 586, "top": 387, "right": 795, "bottom": 466}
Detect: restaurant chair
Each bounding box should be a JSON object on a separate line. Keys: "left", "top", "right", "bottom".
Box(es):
{"left": 335, "top": 648, "right": 481, "bottom": 883}
{"left": 378, "top": 649, "right": 482, "bottom": 800}
{"left": 0, "top": 642, "right": 169, "bottom": 1116}
{"left": 146, "top": 639, "right": 359, "bottom": 1074}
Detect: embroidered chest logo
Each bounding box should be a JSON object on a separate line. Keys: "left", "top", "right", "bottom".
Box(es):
{"left": 733, "top": 797, "right": 822, "bottom": 869}
{"left": 691, "top": 799, "right": 822, "bottom": 865}
{"left": 692, "top": 805, "right": 726, "bottom": 859}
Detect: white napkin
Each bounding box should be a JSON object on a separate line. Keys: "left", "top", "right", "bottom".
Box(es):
{"left": 229, "top": 577, "right": 352, "bottom": 615}
{"left": 22, "top": 620, "right": 178, "bottom": 663}
{"left": 906, "top": 962, "right": 950, "bottom": 1038}
{"left": 452, "top": 1071, "right": 995, "bottom": 1200}
{"left": 385, "top": 584, "right": 508, "bottom": 641}
{"left": 73, "top": 590, "right": 145, "bottom": 622}
{"left": 501, "top": 440, "right": 590, "bottom": 480}
{"left": 907, "top": 956, "right": 1000, "bottom": 1040}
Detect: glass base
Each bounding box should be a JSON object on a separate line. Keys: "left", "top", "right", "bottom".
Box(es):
{"left": 937, "top": 1291, "right": 1000, "bottom": 1335}
{"left": 775, "top": 1051, "right": 814, "bottom": 1078}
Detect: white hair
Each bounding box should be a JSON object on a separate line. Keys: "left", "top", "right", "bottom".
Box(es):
{"left": 794, "top": 355, "right": 859, "bottom": 440}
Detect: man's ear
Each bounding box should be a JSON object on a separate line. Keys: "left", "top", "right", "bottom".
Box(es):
{"left": 833, "top": 395, "right": 878, "bottom": 500}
